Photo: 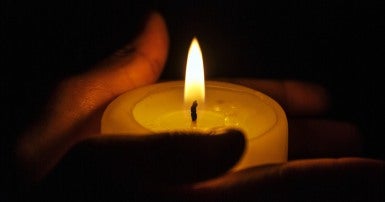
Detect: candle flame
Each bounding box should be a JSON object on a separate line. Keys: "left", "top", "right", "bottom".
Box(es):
{"left": 184, "top": 37, "right": 205, "bottom": 104}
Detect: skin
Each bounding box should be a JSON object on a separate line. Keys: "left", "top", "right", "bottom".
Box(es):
{"left": 14, "top": 12, "right": 384, "bottom": 201}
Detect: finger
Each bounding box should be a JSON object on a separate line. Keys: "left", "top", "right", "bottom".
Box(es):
{"left": 83, "top": 11, "right": 169, "bottom": 95}
{"left": 16, "top": 12, "right": 169, "bottom": 184}
{"left": 40, "top": 129, "right": 245, "bottom": 195}
{"left": 171, "top": 158, "right": 384, "bottom": 201}
{"left": 288, "top": 119, "right": 363, "bottom": 159}
{"left": 218, "top": 79, "right": 362, "bottom": 157}
{"left": 55, "top": 11, "right": 169, "bottom": 118}
{"left": 215, "top": 78, "right": 330, "bottom": 116}
{"left": 50, "top": 11, "right": 169, "bottom": 130}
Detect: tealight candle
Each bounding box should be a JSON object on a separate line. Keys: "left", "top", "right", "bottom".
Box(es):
{"left": 101, "top": 38, "right": 288, "bottom": 171}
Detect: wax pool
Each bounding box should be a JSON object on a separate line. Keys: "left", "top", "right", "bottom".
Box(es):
{"left": 101, "top": 80, "right": 288, "bottom": 171}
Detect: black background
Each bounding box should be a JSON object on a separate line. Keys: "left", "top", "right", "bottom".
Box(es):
{"left": 1, "top": 0, "right": 384, "bottom": 196}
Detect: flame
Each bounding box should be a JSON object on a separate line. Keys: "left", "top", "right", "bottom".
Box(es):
{"left": 184, "top": 37, "right": 205, "bottom": 104}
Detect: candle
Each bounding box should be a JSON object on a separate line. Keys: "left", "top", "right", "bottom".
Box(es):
{"left": 101, "top": 38, "right": 288, "bottom": 171}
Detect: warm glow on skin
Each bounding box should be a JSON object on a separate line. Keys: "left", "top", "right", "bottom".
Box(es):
{"left": 184, "top": 37, "right": 205, "bottom": 104}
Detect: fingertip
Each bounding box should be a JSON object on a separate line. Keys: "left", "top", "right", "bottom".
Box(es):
{"left": 85, "top": 11, "right": 170, "bottom": 97}
{"left": 137, "top": 11, "right": 170, "bottom": 53}
{"left": 207, "top": 128, "right": 247, "bottom": 170}
{"left": 209, "top": 128, "right": 246, "bottom": 148}
{"left": 129, "top": 11, "right": 169, "bottom": 83}
{"left": 283, "top": 80, "right": 330, "bottom": 116}
{"left": 159, "top": 128, "right": 246, "bottom": 183}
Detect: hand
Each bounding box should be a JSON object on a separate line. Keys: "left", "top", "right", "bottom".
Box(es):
{"left": 14, "top": 12, "right": 384, "bottom": 202}
{"left": 15, "top": 12, "right": 245, "bottom": 189}
{"left": 14, "top": 13, "right": 246, "bottom": 200}
{"left": 15, "top": 12, "right": 170, "bottom": 183}
{"left": 168, "top": 79, "right": 385, "bottom": 201}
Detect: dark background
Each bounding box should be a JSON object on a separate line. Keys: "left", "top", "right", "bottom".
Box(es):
{"left": 1, "top": 0, "right": 384, "bottom": 196}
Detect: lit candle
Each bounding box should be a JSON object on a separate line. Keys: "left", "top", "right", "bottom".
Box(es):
{"left": 101, "top": 37, "right": 288, "bottom": 171}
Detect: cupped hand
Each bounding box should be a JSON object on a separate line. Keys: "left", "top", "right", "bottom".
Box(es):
{"left": 166, "top": 79, "right": 385, "bottom": 201}
{"left": 16, "top": 12, "right": 170, "bottom": 183}
{"left": 15, "top": 11, "right": 245, "bottom": 188}
{"left": 14, "top": 11, "right": 384, "bottom": 202}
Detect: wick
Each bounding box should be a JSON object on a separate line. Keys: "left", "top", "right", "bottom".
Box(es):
{"left": 190, "top": 100, "right": 198, "bottom": 122}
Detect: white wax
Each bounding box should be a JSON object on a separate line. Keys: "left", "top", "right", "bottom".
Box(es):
{"left": 101, "top": 81, "right": 288, "bottom": 171}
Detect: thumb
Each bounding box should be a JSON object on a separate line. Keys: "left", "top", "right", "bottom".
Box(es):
{"left": 86, "top": 11, "right": 169, "bottom": 95}
{"left": 59, "top": 11, "right": 170, "bottom": 112}
{"left": 41, "top": 129, "right": 245, "bottom": 194}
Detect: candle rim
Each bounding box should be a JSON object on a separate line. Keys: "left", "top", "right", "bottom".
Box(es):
{"left": 102, "top": 80, "right": 287, "bottom": 142}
